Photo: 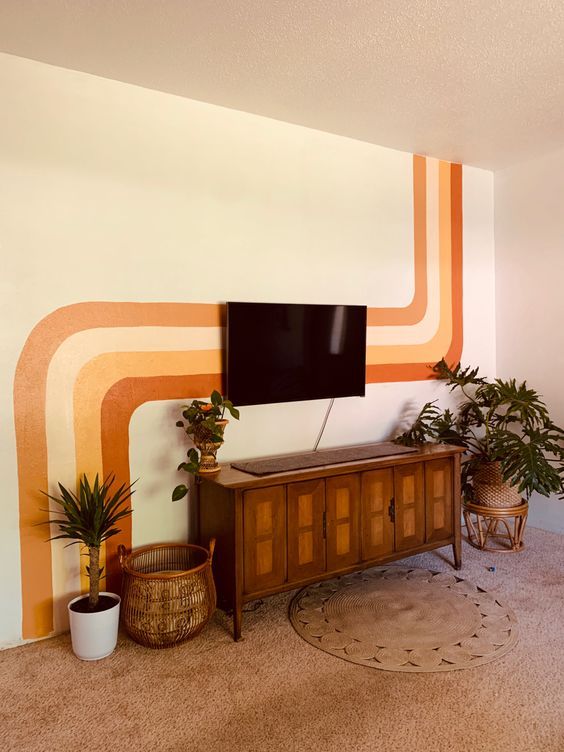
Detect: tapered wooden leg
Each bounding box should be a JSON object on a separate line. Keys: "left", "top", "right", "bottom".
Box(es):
{"left": 233, "top": 602, "right": 242, "bottom": 641}
{"left": 452, "top": 452, "right": 462, "bottom": 570}
{"left": 233, "top": 493, "right": 244, "bottom": 641}
{"left": 453, "top": 539, "right": 462, "bottom": 570}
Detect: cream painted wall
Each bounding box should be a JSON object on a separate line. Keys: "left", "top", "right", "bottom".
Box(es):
{"left": 495, "top": 148, "right": 564, "bottom": 533}
{"left": 0, "top": 53, "right": 495, "bottom": 647}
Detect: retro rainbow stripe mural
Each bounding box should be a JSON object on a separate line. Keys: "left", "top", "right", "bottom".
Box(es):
{"left": 14, "top": 156, "right": 462, "bottom": 639}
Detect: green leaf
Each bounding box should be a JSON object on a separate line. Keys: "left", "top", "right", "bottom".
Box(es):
{"left": 176, "top": 421, "right": 184, "bottom": 428}
{"left": 211, "top": 390, "right": 222, "bottom": 406}
{"left": 492, "top": 431, "right": 563, "bottom": 498}
{"left": 432, "top": 359, "right": 484, "bottom": 389}
{"left": 172, "top": 485, "right": 189, "bottom": 501}
{"left": 394, "top": 401, "right": 441, "bottom": 446}
{"left": 223, "top": 402, "right": 240, "bottom": 420}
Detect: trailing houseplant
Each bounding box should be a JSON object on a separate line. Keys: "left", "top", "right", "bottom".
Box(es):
{"left": 42, "top": 473, "right": 135, "bottom": 659}
{"left": 395, "top": 359, "right": 564, "bottom": 506}
{"left": 173, "top": 390, "right": 240, "bottom": 500}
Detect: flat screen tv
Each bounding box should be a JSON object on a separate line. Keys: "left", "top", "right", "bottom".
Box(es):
{"left": 226, "top": 302, "right": 367, "bottom": 407}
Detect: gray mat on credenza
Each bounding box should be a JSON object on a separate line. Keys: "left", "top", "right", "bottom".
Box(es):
{"left": 231, "top": 442, "right": 418, "bottom": 476}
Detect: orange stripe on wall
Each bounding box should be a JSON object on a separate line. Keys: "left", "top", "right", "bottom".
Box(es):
{"left": 366, "top": 160, "right": 463, "bottom": 382}
{"left": 367, "top": 154, "right": 427, "bottom": 326}
{"left": 101, "top": 374, "right": 222, "bottom": 594}
{"left": 444, "top": 162, "right": 463, "bottom": 365}
{"left": 74, "top": 351, "right": 222, "bottom": 481}
{"left": 366, "top": 159, "right": 452, "bottom": 366}
{"left": 14, "top": 303, "right": 222, "bottom": 638}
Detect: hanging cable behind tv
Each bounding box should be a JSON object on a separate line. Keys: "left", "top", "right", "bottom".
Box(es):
{"left": 312, "top": 398, "right": 335, "bottom": 452}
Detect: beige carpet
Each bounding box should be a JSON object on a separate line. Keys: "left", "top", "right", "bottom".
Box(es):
{"left": 1, "top": 526, "right": 563, "bottom": 752}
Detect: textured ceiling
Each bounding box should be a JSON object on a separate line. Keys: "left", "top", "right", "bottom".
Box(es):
{"left": 1, "top": 1, "right": 564, "bottom": 169}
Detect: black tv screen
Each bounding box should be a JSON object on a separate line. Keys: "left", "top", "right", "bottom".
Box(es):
{"left": 226, "top": 302, "right": 367, "bottom": 407}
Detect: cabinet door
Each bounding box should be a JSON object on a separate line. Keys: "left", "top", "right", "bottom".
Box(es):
{"left": 394, "top": 463, "right": 425, "bottom": 552}
{"left": 326, "top": 474, "right": 360, "bottom": 571}
{"left": 425, "top": 458, "right": 454, "bottom": 543}
{"left": 361, "top": 469, "right": 395, "bottom": 560}
{"left": 287, "top": 479, "right": 326, "bottom": 582}
{"left": 243, "top": 486, "right": 286, "bottom": 594}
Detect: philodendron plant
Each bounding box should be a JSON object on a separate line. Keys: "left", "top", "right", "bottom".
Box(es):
{"left": 395, "top": 359, "right": 564, "bottom": 501}
{"left": 173, "top": 390, "right": 240, "bottom": 500}
{"left": 42, "top": 474, "right": 135, "bottom": 610}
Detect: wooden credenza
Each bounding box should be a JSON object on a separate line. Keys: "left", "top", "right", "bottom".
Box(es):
{"left": 198, "top": 443, "right": 464, "bottom": 640}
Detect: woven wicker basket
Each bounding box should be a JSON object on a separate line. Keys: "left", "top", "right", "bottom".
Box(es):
{"left": 118, "top": 540, "right": 216, "bottom": 649}
{"left": 474, "top": 461, "right": 522, "bottom": 508}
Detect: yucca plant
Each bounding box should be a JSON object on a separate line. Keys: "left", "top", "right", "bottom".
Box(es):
{"left": 42, "top": 474, "right": 135, "bottom": 610}
{"left": 395, "top": 359, "right": 564, "bottom": 501}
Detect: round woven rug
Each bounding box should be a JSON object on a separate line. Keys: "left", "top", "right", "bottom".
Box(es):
{"left": 289, "top": 566, "right": 518, "bottom": 672}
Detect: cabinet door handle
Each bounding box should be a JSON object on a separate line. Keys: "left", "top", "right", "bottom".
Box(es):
{"left": 322, "top": 511, "right": 327, "bottom": 539}
{"left": 388, "top": 497, "right": 395, "bottom": 522}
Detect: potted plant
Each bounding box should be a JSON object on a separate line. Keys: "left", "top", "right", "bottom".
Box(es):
{"left": 42, "top": 473, "right": 135, "bottom": 660}
{"left": 172, "top": 390, "right": 240, "bottom": 500}
{"left": 395, "top": 359, "right": 564, "bottom": 507}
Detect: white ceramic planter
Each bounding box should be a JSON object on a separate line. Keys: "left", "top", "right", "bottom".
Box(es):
{"left": 68, "top": 592, "right": 121, "bottom": 661}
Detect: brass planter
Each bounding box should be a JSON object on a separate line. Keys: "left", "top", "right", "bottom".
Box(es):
{"left": 193, "top": 419, "right": 228, "bottom": 474}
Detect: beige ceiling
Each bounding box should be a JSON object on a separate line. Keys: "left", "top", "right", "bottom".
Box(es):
{"left": 1, "top": 1, "right": 563, "bottom": 169}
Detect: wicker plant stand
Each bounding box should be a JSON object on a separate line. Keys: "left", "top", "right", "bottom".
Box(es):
{"left": 118, "top": 540, "right": 216, "bottom": 648}
{"left": 463, "top": 500, "right": 528, "bottom": 552}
